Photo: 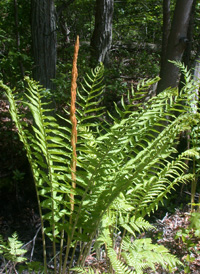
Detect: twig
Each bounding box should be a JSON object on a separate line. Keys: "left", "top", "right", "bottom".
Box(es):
{"left": 21, "top": 225, "right": 41, "bottom": 261}
{"left": 30, "top": 225, "right": 41, "bottom": 261}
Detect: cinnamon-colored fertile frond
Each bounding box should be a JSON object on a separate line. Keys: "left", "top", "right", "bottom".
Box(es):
{"left": 70, "top": 36, "right": 79, "bottom": 212}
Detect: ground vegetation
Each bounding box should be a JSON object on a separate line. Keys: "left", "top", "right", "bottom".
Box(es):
{"left": 0, "top": 0, "right": 200, "bottom": 273}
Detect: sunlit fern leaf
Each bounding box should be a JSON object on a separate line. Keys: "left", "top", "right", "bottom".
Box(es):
{"left": 75, "top": 111, "right": 197, "bottom": 239}
{"left": 107, "top": 247, "right": 135, "bottom": 274}
{"left": 131, "top": 149, "right": 198, "bottom": 217}
{"left": 95, "top": 215, "right": 181, "bottom": 274}
{"left": 120, "top": 237, "right": 182, "bottom": 274}
{"left": 76, "top": 63, "right": 105, "bottom": 126}
{"left": 0, "top": 232, "right": 27, "bottom": 263}
{"left": 120, "top": 217, "right": 154, "bottom": 237}
{"left": 71, "top": 267, "right": 110, "bottom": 274}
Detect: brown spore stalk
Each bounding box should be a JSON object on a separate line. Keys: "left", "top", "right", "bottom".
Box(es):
{"left": 70, "top": 36, "right": 79, "bottom": 212}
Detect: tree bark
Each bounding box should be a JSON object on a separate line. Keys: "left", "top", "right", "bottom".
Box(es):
{"left": 157, "top": 0, "right": 194, "bottom": 94}
{"left": 14, "top": 0, "right": 25, "bottom": 78}
{"left": 182, "top": 0, "right": 197, "bottom": 69}
{"left": 56, "top": 0, "right": 75, "bottom": 49}
{"left": 192, "top": 45, "right": 200, "bottom": 114}
{"left": 160, "top": 0, "right": 171, "bottom": 70}
{"left": 90, "top": 0, "right": 114, "bottom": 66}
{"left": 31, "top": 0, "right": 57, "bottom": 90}
{"left": 179, "top": 0, "right": 197, "bottom": 91}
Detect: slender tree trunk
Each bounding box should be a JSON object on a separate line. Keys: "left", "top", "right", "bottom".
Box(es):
{"left": 31, "top": 0, "right": 57, "bottom": 90}
{"left": 14, "top": 0, "right": 25, "bottom": 78}
{"left": 90, "top": 0, "right": 114, "bottom": 66}
{"left": 179, "top": 0, "right": 197, "bottom": 91}
{"left": 157, "top": 0, "right": 194, "bottom": 94}
{"left": 181, "top": 0, "right": 197, "bottom": 69}
{"left": 192, "top": 46, "right": 200, "bottom": 114}
{"left": 160, "top": 0, "right": 171, "bottom": 70}
{"left": 56, "top": 0, "right": 75, "bottom": 48}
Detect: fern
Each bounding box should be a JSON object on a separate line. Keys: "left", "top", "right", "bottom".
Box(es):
{"left": 120, "top": 237, "right": 181, "bottom": 274}
{"left": 75, "top": 91, "right": 199, "bottom": 240}
{"left": 72, "top": 266, "right": 109, "bottom": 274}
{"left": 0, "top": 57, "right": 200, "bottom": 274}
{"left": 171, "top": 60, "right": 200, "bottom": 209}
{"left": 0, "top": 232, "right": 27, "bottom": 263}
{"left": 95, "top": 217, "right": 182, "bottom": 274}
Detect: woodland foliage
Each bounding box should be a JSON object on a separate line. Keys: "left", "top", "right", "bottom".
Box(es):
{"left": 0, "top": 43, "right": 200, "bottom": 272}
{"left": 0, "top": 1, "right": 200, "bottom": 273}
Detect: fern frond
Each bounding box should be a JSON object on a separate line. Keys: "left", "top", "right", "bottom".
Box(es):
{"left": 0, "top": 232, "right": 27, "bottom": 263}
{"left": 107, "top": 247, "right": 135, "bottom": 274}
{"left": 97, "top": 227, "right": 181, "bottom": 274}
{"left": 121, "top": 237, "right": 182, "bottom": 273}
{"left": 121, "top": 217, "right": 154, "bottom": 237}
{"left": 76, "top": 63, "right": 105, "bottom": 127}
{"left": 75, "top": 110, "right": 196, "bottom": 238}
{"left": 71, "top": 267, "right": 109, "bottom": 274}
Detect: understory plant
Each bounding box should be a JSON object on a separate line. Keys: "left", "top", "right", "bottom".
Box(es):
{"left": 0, "top": 232, "right": 27, "bottom": 273}
{"left": 0, "top": 37, "right": 200, "bottom": 273}
{"left": 173, "top": 61, "right": 200, "bottom": 211}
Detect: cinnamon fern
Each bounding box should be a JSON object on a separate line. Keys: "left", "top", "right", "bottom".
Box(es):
{"left": 0, "top": 55, "right": 199, "bottom": 274}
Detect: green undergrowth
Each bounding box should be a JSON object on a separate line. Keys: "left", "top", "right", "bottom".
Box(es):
{"left": 0, "top": 61, "right": 200, "bottom": 273}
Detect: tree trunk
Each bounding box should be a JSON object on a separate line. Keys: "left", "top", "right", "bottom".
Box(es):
{"left": 179, "top": 0, "right": 197, "bottom": 90}
{"left": 90, "top": 0, "right": 114, "bottom": 66}
{"left": 14, "top": 0, "right": 25, "bottom": 79}
{"left": 56, "top": 0, "right": 75, "bottom": 48}
{"left": 182, "top": 0, "right": 197, "bottom": 69}
{"left": 157, "top": 0, "right": 194, "bottom": 94}
{"left": 31, "top": 0, "right": 57, "bottom": 90}
{"left": 160, "top": 0, "right": 171, "bottom": 70}
{"left": 192, "top": 46, "right": 200, "bottom": 114}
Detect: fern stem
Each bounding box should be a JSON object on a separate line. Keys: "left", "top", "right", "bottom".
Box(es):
{"left": 59, "top": 223, "right": 65, "bottom": 273}
{"left": 69, "top": 240, "right": 78, "bottom": 269}
{"left": 118, "top": 228, "right": 126, "bottom": 260}
{"left": 34, "top": 180, "right": 47, "bottom": 273}
{"left": 35, "top": 86, "right": 57, "bottom": 273}
{"left": 191, "top": 156, "right": 197, "bottom": 211}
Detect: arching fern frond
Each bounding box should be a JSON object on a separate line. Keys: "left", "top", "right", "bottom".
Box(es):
{"left": 76, "top": 63, "right": 105, "bottom": 127}
{"left": 0, "top": 78, "right": 73, "bottom": 271}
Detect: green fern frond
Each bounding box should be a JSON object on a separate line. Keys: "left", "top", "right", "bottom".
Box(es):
{"left": 76, "top": 63, "right": 105, "bottom": 126}
{"left": 76, "top": 110, "right": 196, "bottom": 237}
{"left": 170, "top": 60, "right": 192, "bottom": 85}
{"left": 121, "top": 217, "right": 154, "bottom": 237}
{"left": 71, "top": 266, "right": 109, "bottom": 274}
{"left": 0, "top": 232, "right": 27, "bottom": 263}
{"left": 107, "top": 247, "right": 135, "bottom": 274}
{"left": 23, "top": 78, "right": 72, "bottom": 222}
{"left": 97, "top": 229, "right": 181, "bottom": 274}
{"left": 120, "top": 237, "right": 182, "bottom": 273}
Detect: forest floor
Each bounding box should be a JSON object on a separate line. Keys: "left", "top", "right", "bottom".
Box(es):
{"left": 0, "top": 202, "right": 200, "bottom": 273}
